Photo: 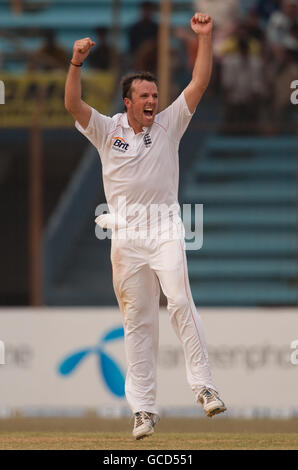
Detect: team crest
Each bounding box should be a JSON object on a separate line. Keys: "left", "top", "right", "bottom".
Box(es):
{"left": 144, "top": 133, "right": 152, "bottom": 148}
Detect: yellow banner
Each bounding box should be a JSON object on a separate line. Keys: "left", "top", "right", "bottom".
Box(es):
{"left": 0, "top": 71, "right": 115, "bottom": 128}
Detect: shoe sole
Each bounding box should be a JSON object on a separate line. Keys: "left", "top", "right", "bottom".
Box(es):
{"left": 134, "top": 430, "right": 154, "bottom": 440}
{"left": 206, "top": 406, "right": 227, "bottom": 418}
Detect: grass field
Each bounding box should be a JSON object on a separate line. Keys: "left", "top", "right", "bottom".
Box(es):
{"left": 1, "top": 431, "right": 298, "bottom": 450}
{"left": 0, "top": 417, "right": 298, "bottom": 450}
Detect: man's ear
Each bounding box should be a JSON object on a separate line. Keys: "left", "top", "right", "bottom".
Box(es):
{"left": 124, "top": 97, "right": 131, "bottom": 109}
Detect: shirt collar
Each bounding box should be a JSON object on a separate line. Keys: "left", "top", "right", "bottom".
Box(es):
{"left": 121, "top": 113, "right": 149, "bottom": 134}
{"left": 121, "top": 113, "right": 130, "bottom": 129}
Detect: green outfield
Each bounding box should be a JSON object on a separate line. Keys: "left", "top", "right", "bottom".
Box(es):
{"left": 0, "top": 418, "right": 298, "bottom": 450}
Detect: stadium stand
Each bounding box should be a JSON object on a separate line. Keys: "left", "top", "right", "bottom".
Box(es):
{"left": 182, "top": 136, "right": 297, "bottom": 306}
{"left": 0, "top": 0, "right": 195, "bottom": 71}
{"left": 0, "top": 0, "right": 297, "bottom": 307}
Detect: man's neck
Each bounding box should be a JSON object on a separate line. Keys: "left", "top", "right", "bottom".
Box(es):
{"left": 127, "top": 114, "right": 143, "bottom": 134}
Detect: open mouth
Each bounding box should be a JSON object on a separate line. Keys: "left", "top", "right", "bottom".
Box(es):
{"left": 143, "top": 109, "right": 153, "bottom": 117}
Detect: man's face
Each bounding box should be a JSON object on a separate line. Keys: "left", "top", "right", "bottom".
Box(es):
{"left": 124, "top": 80, "right": 158, "bottom": 132}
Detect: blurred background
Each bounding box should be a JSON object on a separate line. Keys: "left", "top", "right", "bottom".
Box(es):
{"left": 0, "top": 0, "right": 297, "bottom": 422}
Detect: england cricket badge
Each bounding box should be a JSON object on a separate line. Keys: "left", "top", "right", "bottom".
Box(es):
{"left": 144, "top": 133, "right": 152, "bottom": 148}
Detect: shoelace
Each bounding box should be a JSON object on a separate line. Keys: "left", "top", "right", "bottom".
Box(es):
{"left": 135, "top": 411, "right": 153, "bottom": 428}
{"left": 201, "top": 388, "right": 217, "bottom": 404}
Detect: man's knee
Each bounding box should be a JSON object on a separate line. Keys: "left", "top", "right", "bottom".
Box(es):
{"left": 167, "top": 292, "right": 189, "bottom": 314}
{"left": 122, "top": 292, "right": 153, "bottom": 328}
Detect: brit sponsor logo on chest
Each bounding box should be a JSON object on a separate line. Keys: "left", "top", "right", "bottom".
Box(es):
{"left": 112, "top": 136, "right": 129, "bottom": 153}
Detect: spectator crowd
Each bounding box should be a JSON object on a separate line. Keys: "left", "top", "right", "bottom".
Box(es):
{"left": 3, "top": 0, "right": 296, "bottom": 134}
{"left": 192, "top": 0, "right": 298, "bottom": 134}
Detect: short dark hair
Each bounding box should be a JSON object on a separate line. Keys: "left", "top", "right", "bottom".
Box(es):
{"left": 120, "top": 71, "right": 158, "bottom": 108}
{"left": 141, "top": 1, "right": 156, "bottom": 10}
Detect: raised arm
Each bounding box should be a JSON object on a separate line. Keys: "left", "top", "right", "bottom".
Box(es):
{"left": 184, "top": 13, "right": 213, "bottom": 114}
{"left": 65, "top": 37, "right": 96, "bottom": 129}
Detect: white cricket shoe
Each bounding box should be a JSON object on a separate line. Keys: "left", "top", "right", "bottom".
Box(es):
{"left": 132, "top": 411, "right": 159, "bottom": 440}
{"left": 198, "top": 387, "right": 227, "bottom": 417}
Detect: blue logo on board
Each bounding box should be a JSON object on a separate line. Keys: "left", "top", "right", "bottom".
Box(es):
{"left": 57, "top": 326, "right": 125, "bottom": 398}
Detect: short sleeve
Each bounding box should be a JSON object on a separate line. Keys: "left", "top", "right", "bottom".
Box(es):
{"left": 75, "top": 107, "right": 113, "bottom": 152}
{"left": 156, "top": 91, "right": 194, "bottom": 142}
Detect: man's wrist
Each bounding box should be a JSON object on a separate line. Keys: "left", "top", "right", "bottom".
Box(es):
{"left": 71, "top": 58, "right": 83, "bottom": 67}
{"left": 197, "top": 32, "right": 212, "bottom": 43}
{"left": 197, "top": 31, "right": 212, "bottom": 38}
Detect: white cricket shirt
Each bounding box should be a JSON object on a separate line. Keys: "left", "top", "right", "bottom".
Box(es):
{"left": 75, "top": 91, "right": 194, "bottom": 230}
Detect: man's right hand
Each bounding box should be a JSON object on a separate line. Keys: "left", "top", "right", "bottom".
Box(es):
{"left": 72, "top": 37, "right": 96, "bottom": 64}
{"left": 66, "top": 37, "right": 95, "bottom": 128}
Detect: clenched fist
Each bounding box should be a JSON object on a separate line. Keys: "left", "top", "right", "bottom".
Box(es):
{"left": 72, "top": 37, "right": 96, "bottom": 64}
{"left": 191, "top": 13, "right": 213, "bottom": 35}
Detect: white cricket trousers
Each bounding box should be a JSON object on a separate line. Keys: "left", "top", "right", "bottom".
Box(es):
{"left": 111, "top": 225, "right": 216, "bottom": 415}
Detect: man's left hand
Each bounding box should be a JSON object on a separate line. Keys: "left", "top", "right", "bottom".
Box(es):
{"left": 190, "top": 13, "right": 213, "bottom": 35}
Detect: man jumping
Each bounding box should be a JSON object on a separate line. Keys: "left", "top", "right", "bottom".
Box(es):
{"left": 65, "top": 12, "right": 226, "bottom": 440}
